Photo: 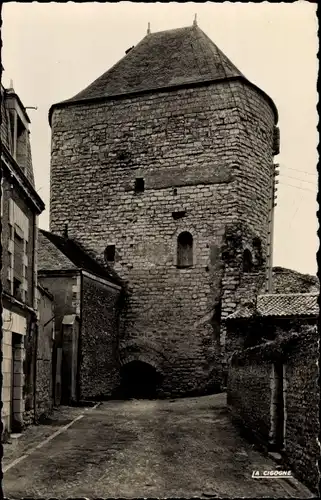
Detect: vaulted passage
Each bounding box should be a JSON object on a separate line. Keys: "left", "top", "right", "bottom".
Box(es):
{"left": 119, "top": 361, "right": 161, "bottom": 399}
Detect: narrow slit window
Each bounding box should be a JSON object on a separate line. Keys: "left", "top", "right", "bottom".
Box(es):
{"left": 177, "top": 232, "right": 193, "bottom": 268}
{"left": 135, "top": 178, "right": 145, "bottom": 193}
{"left": 105, "top": 245, "right": 116, "bottom": 263}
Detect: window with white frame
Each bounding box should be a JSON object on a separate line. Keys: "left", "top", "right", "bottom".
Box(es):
{"left": 8, "top": 199, "right": 29, "bottom": 302}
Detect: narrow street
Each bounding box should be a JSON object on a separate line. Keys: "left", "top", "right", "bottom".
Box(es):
{"left": 3, "top": 394, "right": 313, "bottom": 499}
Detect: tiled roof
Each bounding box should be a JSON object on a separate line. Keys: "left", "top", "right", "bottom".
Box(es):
{"left": 38, "top": 230, "right": 78, "bottom": 272}
{"left": 38, "top": 229, "right": 122, "bottom": 285}
{"left": 49, "top": 24, "right": 278, "bottom": 124}
{"left": 266, "top": 266, "right": 319, "bottom": 294}
{"left": 60, "top": 26, "right": 243, "bottom": 105}
{"left": 257, "top": 293, "right": 319, "bottom": 317}
{"left": 227, "top": 293, "right": 319, "bottom": 320}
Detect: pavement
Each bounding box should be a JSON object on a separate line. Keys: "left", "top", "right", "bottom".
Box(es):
{"left": 2, "top": 394, "right": 315, "bottom": 499}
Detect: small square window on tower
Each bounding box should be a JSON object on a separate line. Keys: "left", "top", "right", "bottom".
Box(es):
{"left": 134, "top": 178, "right": 145, "bottom": 193}
{"left": 105, "top": 245, "right": 116, "bottom": 263}
{"left": 172, "top": 211, "right": 186, "bottom": 220}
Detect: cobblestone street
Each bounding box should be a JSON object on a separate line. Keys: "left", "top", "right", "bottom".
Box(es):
{"left": 3, "top": 394, "right": 314, "bottom": 498}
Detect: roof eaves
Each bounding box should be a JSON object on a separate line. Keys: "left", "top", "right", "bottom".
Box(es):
{"left": 49, "top": 74, "right": 278, "bottom": 127}
{"left": 38, "top": 268, "right": 80, "bottom": 276}
{"left": 81, "top": 268, "right": 123, "bottom": 290}
{"left": 257, "top": 292, "right": 318, "bottom": 298}
{"left": 4, "top": 89, "right": 31, "bottom": 124}
{"left": 39, "top": 229, "right": 122, "bottom": 285}
{"left": 1, "top": 146, "right": 45, "bottom": 213}
{"left": 37, "top": 284, "right": 54, "bottom": 300}
{"left": 259, "top": 313, "right": 318, "bottom": 319}
{"left": 226, "top": 309, "right": 318, "bottom": 321}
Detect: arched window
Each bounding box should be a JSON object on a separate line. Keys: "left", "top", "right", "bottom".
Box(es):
{"left": 243, "top": 249, "right": 253, "bottom": 273}
{"left": 177, "top": 232, "right": 193, "bottom": 268}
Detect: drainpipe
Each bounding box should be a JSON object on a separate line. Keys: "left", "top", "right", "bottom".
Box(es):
{"left": 266, "top": 164, "right": 278, "bottom": 292}
{"left": 76, "top": 271, "right": 83, "bottom": 403}
{"left": 33, "top": 317, "right": 38, "bottom": 423}
{"left": 32, "top": 213, "right": 38, "bottom": 422}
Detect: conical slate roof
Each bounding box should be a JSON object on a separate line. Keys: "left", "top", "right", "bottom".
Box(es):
{"left": 66, "top": 25, "right": 243, "bottom": 103}
{"left": 50, "top": 24, "right": 277, "bottom": 122}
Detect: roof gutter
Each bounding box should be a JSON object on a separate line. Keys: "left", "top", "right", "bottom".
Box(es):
{"left": 48, "top": 75, "right": 278, "bottom": 127}
{"left": 226, "top": 313, "right": 318, "bottom": 321}
{"left": 81, "top": 269, "right": 122, "bottom": 291}
{"left": 1, "top": 146, "right": 45, "bottom": 213}
{"left": 4, "top": 89, "right": 31, "bottom": 124}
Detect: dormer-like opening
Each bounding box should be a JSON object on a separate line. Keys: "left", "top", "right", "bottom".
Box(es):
{"left": 16, "top": 115, "right": 28, "bottom": 172}
{"left": 5, "top": 89, "right": 30, "bottom": 170}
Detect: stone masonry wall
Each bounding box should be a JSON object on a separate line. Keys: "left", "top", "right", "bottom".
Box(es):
{"left": 282, "top": 324, "right": 319, "bottom": 493}
{"left": 80, "top": 275, "right": 121, "bottom": 399}
{"left": 227, "top": 352, "right": 272, "bottom": 443}
{"left": 50, "top": 80, "right": 276, "bottom": 395}
{"left": 35, "top": 287, "right": 54, "bottom": 421}
{"left": 1, "top": 175, "right": 38, "bottom": 429}
{"left": 227, "top": 322, "right": 320, "bottom": 494}
{"left": 1, "top": 175, "right": 36, "bottom": 307}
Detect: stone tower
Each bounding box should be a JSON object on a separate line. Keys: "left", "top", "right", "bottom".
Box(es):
{"left": 49, "top": 25, "right": 279, "bottom": 397}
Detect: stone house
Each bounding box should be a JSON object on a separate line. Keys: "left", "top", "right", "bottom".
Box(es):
{"left": 226, "top": 293, "right": 320, "bottom": 494}
{"left": 37, "top": 229, "right": 123, "bottom": 404}
{"left": 47, "top": 23, "right": 282, "bottom": 397}
{"left": 34, "top": 284, "right": 55, "bottom": 421}
{"left": 1, "top": 83, "right": 45, "bottom": 436}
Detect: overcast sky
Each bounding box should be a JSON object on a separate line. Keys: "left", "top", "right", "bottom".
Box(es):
{"left": 2, "top": 2, "right": 318, "bottom": 275}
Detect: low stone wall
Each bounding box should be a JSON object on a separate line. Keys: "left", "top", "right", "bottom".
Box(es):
{"left": 282, "top": 325, "right": 320, "bottom": 493}
{"left": 227, "top": 324, "right": 319, "bottom": 494}
{"left": 80, "top": 275, "right": 122, "bottom": 399}
{"left": 227, "top": 351, "right": 272, "bottom": 444}
{"left": 35, "top": 359, "right": 53, "bottom": 421}
{"left": 35, "top": 286, "right": 54, "bottom": 421}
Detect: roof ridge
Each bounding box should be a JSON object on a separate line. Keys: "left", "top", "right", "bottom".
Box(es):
{"left": 147, "top": 25, "right": 194, "bottom": 36}
{"left": 38, "top": 230, "right": 78, "bottom": 272}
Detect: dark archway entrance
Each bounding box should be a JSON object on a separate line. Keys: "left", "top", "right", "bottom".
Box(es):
{"left": 119, "top": 361, "right": 161, "bottom": 399}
